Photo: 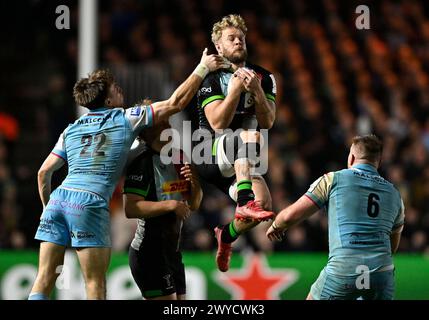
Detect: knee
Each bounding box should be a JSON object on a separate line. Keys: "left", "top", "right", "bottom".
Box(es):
{"left": 85, "top": 274, "right": 106, "bottom": 285}
{"left": 240, "top": 130, "right": 261, "bottom": 144}
{"left": 85, "top": 276, "right": 106, "bottom": 291}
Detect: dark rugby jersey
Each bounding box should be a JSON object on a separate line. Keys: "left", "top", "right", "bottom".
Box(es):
{"left": 123, "top": 147, "right": 190, "bottom": 252}
{"left": 196, "top": 62, "right": 276, "bottom": 135}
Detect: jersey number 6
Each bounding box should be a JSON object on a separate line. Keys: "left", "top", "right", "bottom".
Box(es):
{"left": 367, "top": 193, "right": 380, "bottom": 218}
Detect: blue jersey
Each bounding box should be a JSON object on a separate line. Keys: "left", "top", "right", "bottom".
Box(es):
{"left": 305, "top": 163, "right": 405, "bottom": 276}
{"left": 51, "top": 105, "right": 154, "bottom": 201}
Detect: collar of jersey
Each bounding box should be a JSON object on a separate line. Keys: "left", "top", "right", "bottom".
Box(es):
{"left": 351, "top": 163, "right": 378, "bottom": 174}
{"left": 90, "top": 107, "right": 109, "bottom": 112}
{"left": 226, "top": 62, "right": 248, "bottom": 73}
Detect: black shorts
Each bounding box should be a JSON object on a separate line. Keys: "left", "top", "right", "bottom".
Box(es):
{"left": 129, "top": 246, "right": 186, "bottom": 299}
{"left": 193, "top": 132, "right": 238, "bottom": 195}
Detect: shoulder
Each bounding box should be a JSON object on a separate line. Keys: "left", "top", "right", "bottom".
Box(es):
{"left": 130, "top": 147, "right": 153, "bottom": 165}
{"left": 205, "top": 70, "right": 224, "bottom": 80}
{"left": 198, "top": 71, "right": 229, "bottom": 100}
{"left": 201, "top": 69, "right": 229, "bottom": 85}
{"left": 309, "top": 171, "right": 335, "bottom": 190}
{"left": 387, "top": 179, "right": 402, "bottom": 199}
{"left": 334, "top": 168, "right": 355, "bottom": 181}
{"left": 126, "top": 147, "right": 153, "bottom": 172}
{"left": 123, "top": 105, "right": 151, "bottom": 120}
{"left": 112, "top": 107, "right": 126, "bottom": 114}
{"left": 63, "top": 123, "right": 73, "bottom": 136}
{"left": 337, "top": 168, "right": 350, "bottom": 174}
{"left": 246, "top": 63, "right": 273, "bottom": 77}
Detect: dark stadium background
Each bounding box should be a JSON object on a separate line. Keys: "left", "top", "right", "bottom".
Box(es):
{"left": 1, "top": 0, "right": 429, "bottom": 300}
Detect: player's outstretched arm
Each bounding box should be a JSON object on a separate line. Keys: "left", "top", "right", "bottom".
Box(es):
{"left": 151, "top": 49, "right": 230, "bottom": 123}
{"left": 266, "top": 195, "right": 319, "bottom": 241}
{"left": 38, "top": 153, "right": 66, "bottom": 208}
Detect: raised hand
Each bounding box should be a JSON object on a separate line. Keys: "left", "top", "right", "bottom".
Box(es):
{"left": 266, "top": 222, "right": 286, "bottom": 242}
{"left": 200, "top": 48, "right": 232, "bottom": 72}
{"left": 227, "top": 69, "right": 248, "bottom": 94}
{"left": 235, "top": 67, "right": 262, "bottom": 93}
{"left": 180, "top": 162, "right": 198, "bottom": 190}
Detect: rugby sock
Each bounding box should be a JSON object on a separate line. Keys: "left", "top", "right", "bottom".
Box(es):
{"left": 236, "top": 179, "right": 255, "bottom": 207}
{"left": 28, "top": 292, "right": 48, "bottom": 300}
{"left": 220, "top": 221, "right": 240, "bottom": 243}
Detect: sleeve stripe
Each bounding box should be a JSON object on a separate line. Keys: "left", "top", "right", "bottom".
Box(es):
{"left": 265, "top": 93, "right": 276, "bottom": 102}
{"left": 201, "top": 95, "right": 225, "bottom": 108}
{"left": 304, "top": 194, "right": 322, "bottom": 209}
{"left": 148, "top": 104, "right": 155, "bottom": 128}
{"left": 123, "top": 187, "right": 149, "bottom": 197}
{"left": 51, "top": 152, "right": 66, "bottom": 161}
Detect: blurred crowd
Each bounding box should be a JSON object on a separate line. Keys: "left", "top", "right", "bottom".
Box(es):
{"left": 1, "top": 0, "right": 429, "bottom": 254}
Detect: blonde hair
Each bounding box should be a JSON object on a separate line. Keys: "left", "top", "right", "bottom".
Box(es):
{"left": 211, "top": 14, "right": 247, "bottom": 44}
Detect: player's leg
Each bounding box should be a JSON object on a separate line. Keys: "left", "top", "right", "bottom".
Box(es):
{"left": 145, "top": 255, "right": 186, "bottom": 301}
{"left": 129, "top": 243, "right": 179, "bottom": 300}
{"left": 146, "top": 252, "right": 186, "bottom": 300}
{"left": 218, "top": 174, "right": 271, "bottom": 247}
{"left": 214, "top": 178, "right": 270, "bottom": 271}
{"left": 174, "top": 253, "right": 187, "bottom": 300}
{"left": 232, "top": 130, "right": 274, "bottom": 221}
{"left": 251, "top": 175, "right": 272, "bottom": 211}
{"left": 221, "top": 175, "right": 273, "bottom": 254}
{"left": 70, "top": 191, "right": 112, "bottom": 299}
{"left": 233, "top": 130, "right": 257, "bottom": 209}
{"left": 231, "top": 175, "right": 272, "bottom": 235}
{"left": 30, "top": 189, "right": 70, "bottom": 300}
{"left": 76, "top": 247, "right": 111, "bottom": 299}
{"left": 213, "top": 131, "right": 273, "bottom": 272}
{"left": 29, "top": 242, "right": 66, "bottom": 299}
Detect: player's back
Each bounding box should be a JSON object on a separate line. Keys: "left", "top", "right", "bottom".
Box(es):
{"left": 326, "top": 163, "right": 403, "bottom": 276}
{"left": 60, "top": 107, "right": 136, "bottom": 201}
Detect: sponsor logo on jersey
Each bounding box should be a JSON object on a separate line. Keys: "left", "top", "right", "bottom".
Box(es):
{"left": 162, "top": 180, "right": 189, "bottom": 194}
{"left": 77, "top": 117, "right": 103, "bottom": 125}
{"left": 130, "top": 106, "right": 141, "bottom": 117}
{"left": 128, "top": 174, "right": 143, "bottom": 181}
{"left": 199, "top": 87, "right": 212, "bottom": 94}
